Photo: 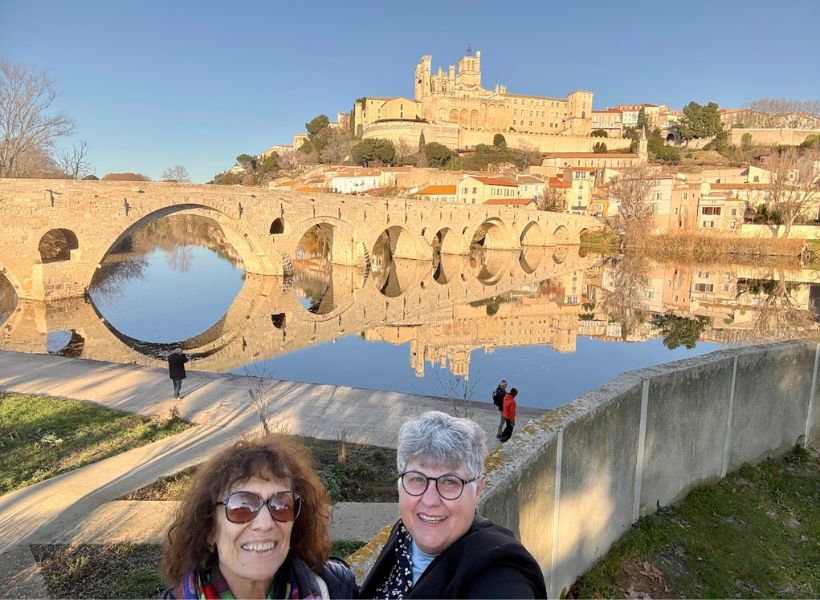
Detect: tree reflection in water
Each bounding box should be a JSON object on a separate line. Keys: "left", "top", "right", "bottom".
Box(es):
{"left": 737, "top": 272, "right": 817, "bottom": 342}
{"left": 599, "top": 253, "right": 651, "bottom": 340}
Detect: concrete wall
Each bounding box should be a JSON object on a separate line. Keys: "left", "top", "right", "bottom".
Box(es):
{"left": 349, "top": 340, "right": 820, "bottom": 596}
{"left": 727, "top": 128, "right": 820, "bottom": 147}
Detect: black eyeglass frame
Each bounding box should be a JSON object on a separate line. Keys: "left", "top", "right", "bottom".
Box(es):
{"left": 398, "top": 470, "right": 478, "bottom": 500}
{"left": 216, "top": 490, "right": 303, "bottom": 524}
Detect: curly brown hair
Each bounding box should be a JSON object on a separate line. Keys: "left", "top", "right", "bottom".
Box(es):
{"left": 160, "top": 434, "right": 331, "bottom": 584}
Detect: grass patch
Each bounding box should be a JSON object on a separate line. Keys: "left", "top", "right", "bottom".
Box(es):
{"left": 0, "top": 392, "right": 189, "bottom": 495}
{"left": 580, "top": 230, "right": 620, "bottom": 248}
{"left": 569, "top": 447, "right": 820, "bottom": 599}
{"left": 121, "top": 436, "right": 398, "bottom": 503}
{"left": 31, "top": 539, "right": 366, "bottom": 598}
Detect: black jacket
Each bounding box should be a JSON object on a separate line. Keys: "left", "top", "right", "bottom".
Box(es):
{"left": 360, "top": 516, "right": 547, "bottom": 599}
{"left": 492, "top": 386, "right": 506, "bottom": 411}
{"left": 167, "top": 352, "right": 188, "bottom": 379}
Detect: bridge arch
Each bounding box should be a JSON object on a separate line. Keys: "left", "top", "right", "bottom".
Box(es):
{"left": 370, "top": 225, "right": 431, "bottom": 263}
{"left": 0, "top": 260, "right": 25, "bottom": 300}
{"left": 471, "top": 218, "right": 518, "bottom": 251}
{"left": 38, "top": 228, "right": 79, "bottom": 263}
{"left": 94, "top": 205, "right": 277, "bottom": 276}
{"left": 520, "top": 221, "right": 546, "bottom": 247}
{"left": 290, "top": 216, "right": 365, "bottom": 269}
{"left": 552, "top": 225, "right": 571, "bottom": 244}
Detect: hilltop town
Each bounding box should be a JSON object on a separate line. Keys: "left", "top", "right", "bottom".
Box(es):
{"left": 215, "top": 49, "right": 820, "bottom": 240}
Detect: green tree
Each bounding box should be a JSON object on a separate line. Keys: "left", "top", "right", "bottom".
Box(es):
{"left": 593, "top": 142, "right": 607, "bottom": 153}
{"left": 800, "top": 134, "right": 820, "bottom": 150}
{"left": 591, "top": 129, "right": 608, "bottom": 138}
{"left": 655, "top": 314, "right": 707, "bottom": 349}
{"left": 646, "top": 128, "right": 680, "bottom": 162}
{"left": 677, "top": 101, "right": 724, "bottom": 141}
{"left": 493, "top": 133, "right": 507, "bottom": 149}
{"left": 425, "top": 142, "right": 456, "bottom": 168}
{"left": 741, "top": 132, "right": 753, "bottom": 151}
{"left": 637, "top": 107, "right": 648, "bottom": 131}
{"left": 305, "top": 115, "right": 330, "bottom": 136}
{"left": 255, "top": 153, "right": 279, "bottom": 183}
{"left": 236, "top": 154, "right": 256, "bottom": 170}
{"left": 350, "top": 138, "right": 395, "bottom": 166}
{"left": 416, "top": 132, "right": 428, "bottom": 167}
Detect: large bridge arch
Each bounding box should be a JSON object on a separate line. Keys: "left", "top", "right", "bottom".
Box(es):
{"left": 94, "top": 204, "right": 277, "bottom": 276}
{"left": 368, "top": 225, "right": 432, "bottom": 263}
{"left": 471, "top": 217, "right": 518, "bottom": 251}
{"left": 520, "top": 221, "right": 546, "bottom": 247}
{"left": 289, "top": 216, "right": 365, "bottom": 269}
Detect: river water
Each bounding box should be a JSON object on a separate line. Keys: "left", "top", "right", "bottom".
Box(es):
{"left": 1, "top": 214, "right": 818, "bottom": 409}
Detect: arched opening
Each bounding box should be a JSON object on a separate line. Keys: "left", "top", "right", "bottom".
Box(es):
{"left": 520, "top": 221, "right": 546, "bottom": 247}
{"left": 552, "top": 225, "right": 570, "bottom": 244}
{"left": 39, "top": 228, "right": 79, "bottom": 263}
{"left": 371, "top": 226, "right": 429, "bottom": 264}
{"left": 47, "top": 329, "right": 85, "bottom": 357}
{"left": 271, "top": 313, "right": 286, "bottom": 329}
{"left": 270, "top": 218, "right": 285, "bottom": 235}
{"left": 552, "top": 246, "right": 569, "bottom": 264}
{"left": 296, "top": 223, "right": 334, "bottom": 261}
{"left": 471, "top": 219, "right": 515, "bottom": 251}
{"left": 450, "top": 109, "right": 459, "bottom": 123}
{"left": 0, "top": 272, "right": 18, "bottom": 327}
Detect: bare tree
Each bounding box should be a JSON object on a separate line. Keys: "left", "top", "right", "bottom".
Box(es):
{"left": 536, "top": 187, "right": 567, "bottom": 212}
{"left": 243, "top": 365, "right": 289, "bottom": 436}
{"left": 746, "top": 98, "right": 820, "bottom": 117}
{"left": 434, "top": 370, "right": 479, "bottom": 419}
{"left": 57, "top": 141, "right": 93, "bottom": 179}
{"left": 319, "top": 128, "right": 353, "bottom": 165}
{"left": 764, "top": 148, "right": 820, "bottom": 238}
{"left": 0, "top": 59, "right": 74, "bottom": 177}
{"left": 161, "top": 164, "right": 190, "bottom": 183}
{"left": 737, "top": 273, "right": 818, "bottom": 342}
{"left": 599, "top": 253, "right": 651, "bottom": 340}
{"left": 516, "top": 142, "right": 541, "bottom": 171}
{"left": 605, "top": 165, "right": 655, "bottom": 239}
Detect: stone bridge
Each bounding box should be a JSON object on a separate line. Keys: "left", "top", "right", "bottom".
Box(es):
{"left": 0, "top": 179, "right": 600, "bottom": 301}
{"left": 1, "top": 246, "right": 600, "bottom": 373}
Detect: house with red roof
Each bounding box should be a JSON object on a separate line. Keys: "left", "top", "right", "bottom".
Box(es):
{"left": 456, "top": 175, "right": 521, "bottom": 205}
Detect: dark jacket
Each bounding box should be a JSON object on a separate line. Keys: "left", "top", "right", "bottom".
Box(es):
{"left": 492, "top": 386, "right": 506, "bottom": 411}
{"left": 360, "top": 516, "right": 547, "bottom": 599}
{"left": 167, "top": 352, "right": 188, "bottom": 380}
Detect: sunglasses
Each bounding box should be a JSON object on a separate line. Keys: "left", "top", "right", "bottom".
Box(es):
{"left": 217, "top": 490, "right": 303, "bottom": 524}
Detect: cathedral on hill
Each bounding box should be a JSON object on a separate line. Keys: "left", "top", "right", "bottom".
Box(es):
{"left": 353, "top": 49, "right": 596, "bottom": 152}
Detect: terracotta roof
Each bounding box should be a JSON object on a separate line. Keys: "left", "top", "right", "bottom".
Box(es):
{"left": 467, "top": 176, "right": 518, "bottom": 186}
{"left": 548, "top": 177, "right": 571, "bottom": 188}
{"left": 417, "top": 184, "right": 457, "bottom": 195}
{"left": 516, "top": 175, "right": 546, "bottom": 184}
{"left": 710, "top": 182, "right": 769, "bottom": 190}
{"left": 484, "top": 198, "right": 534, "bottom": 205}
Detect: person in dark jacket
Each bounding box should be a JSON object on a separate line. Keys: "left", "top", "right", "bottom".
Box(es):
{"left": 160, "top": 435, "right": 358, "bottom": 599}
{"left": 360, "top": 411, "right": 546, "bottom": 599}
{"left": 492, "top": 379, "right": 508, "bottom": 439}
{"left": 167, "top": 347, "right": 188, "bottom": 399}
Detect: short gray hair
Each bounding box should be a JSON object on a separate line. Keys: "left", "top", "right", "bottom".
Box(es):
{"left": 397, "top": 411, "right": 487, "bottom": 479}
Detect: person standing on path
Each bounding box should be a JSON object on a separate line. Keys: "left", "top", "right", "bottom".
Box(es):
{"left": 500, "top": 387, "right": 518, "bottom": 443}
{"left": 492, "top": 379, "right": 508, "bottom": 439}
{"left": 167, "top": 347, "right": 188, "bottom": 399}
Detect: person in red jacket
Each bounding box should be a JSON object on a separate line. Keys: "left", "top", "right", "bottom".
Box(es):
{"left": 500, "top": 387, "right": 518, "bottom": 443}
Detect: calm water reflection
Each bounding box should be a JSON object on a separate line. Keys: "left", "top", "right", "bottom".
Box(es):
{"left": 1, "top": 214, "right": 818, "bottom": 409}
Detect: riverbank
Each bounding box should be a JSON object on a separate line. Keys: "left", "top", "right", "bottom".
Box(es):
{"left": 569, "top": 446, "right": 819, "bottom": 598}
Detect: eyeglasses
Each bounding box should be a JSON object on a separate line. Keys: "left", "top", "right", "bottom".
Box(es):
{"left": 217, "top": 490, "right": 303, "bottom": 524}
{"left": 399, "top": 471, "right": 477, "bottom": 501}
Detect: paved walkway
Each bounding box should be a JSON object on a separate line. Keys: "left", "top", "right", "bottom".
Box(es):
{"left": 0, "top": 350, "right": 542, "bottom": 597}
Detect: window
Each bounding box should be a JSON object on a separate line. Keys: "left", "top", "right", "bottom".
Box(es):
{"left": 462, "top": 187, "right": 467, "bottom": 193}
{"left": 753, "top": 175, "right": 759, "bottom": 182}
{"left": 693, "top": 283, "right": 714, "bottom": 292}
{"left": 730, "top": 220, "right": 737, "bottom": 229}
{"left": 702, "top": 220, "right": 715, "bottom": 228}
{"left": 731, "top": 208, "right": 737, "bottom": 216}
{"left": 702, "top": 206, "right": 721, "bottom": 215}
{"left": 472, "top": 187, "right": 477, "bottom": 194}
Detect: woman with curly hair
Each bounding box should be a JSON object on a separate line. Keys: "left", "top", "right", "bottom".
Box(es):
{"left": 161, "top": 435, "right": 357, "bottom": 599}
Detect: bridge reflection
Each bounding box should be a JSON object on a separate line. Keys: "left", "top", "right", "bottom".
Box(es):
{"left": 0, "top": 245, "right": 599, "bottom": 376}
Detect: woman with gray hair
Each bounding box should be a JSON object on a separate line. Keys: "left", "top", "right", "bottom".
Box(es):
{"left": 360, "top": 411, "right": 546, "bottom": 599}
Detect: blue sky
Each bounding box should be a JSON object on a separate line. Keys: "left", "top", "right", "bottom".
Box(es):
{"left": 2, "top": 0, "right": 818, "bottom": 183}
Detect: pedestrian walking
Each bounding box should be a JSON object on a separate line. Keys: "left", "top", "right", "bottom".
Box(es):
{"left": 500, "top": 387, "right": 518, "bottom": 443}
{"left": 167, "top": 347, "right": 188, "bottom": 399}
{"left": 492, "top": 379, "right": 508, "bottom": 438}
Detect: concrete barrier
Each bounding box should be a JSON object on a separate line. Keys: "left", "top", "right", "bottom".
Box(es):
{"left": 349, "top": 340, "right": 819, "bottom": 596}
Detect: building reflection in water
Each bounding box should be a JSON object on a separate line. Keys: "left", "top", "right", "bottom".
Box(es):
{"left": 1, "top": 213, "right": 818, "bottom": 407}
